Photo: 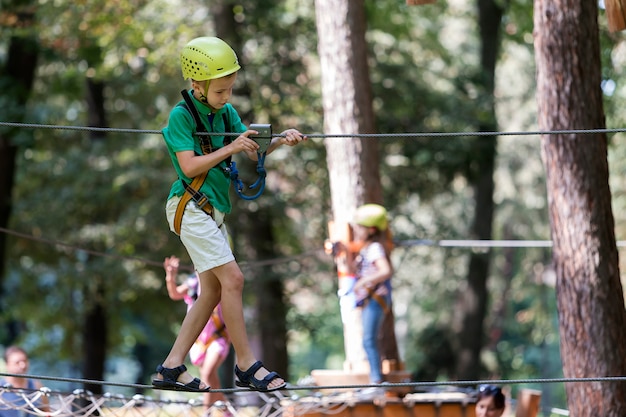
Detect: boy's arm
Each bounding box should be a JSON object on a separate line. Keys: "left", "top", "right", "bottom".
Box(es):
{"left": 177, "top": 133, "right": 261, "bottom": 177}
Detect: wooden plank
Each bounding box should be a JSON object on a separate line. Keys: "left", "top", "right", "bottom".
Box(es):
{"left": 406, "top": 0, "right": 437, "bottom": 4}
{"left": 606, "top": 0, "right": 626, "bottom": 32}
{"left": 515, "top": 389, "right": 541, "bottom": 417}
{"left": 282, "top": 399, "right": 475, "bottom": 417}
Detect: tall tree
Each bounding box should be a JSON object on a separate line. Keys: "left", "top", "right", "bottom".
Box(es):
{"left": 315, "top": 0, "right": 401, "bottom": 373}
{"left": 453, "top": 0, "right": 503, "bottom": 380}
{"left": 82, "top": 73, "right": 108, "bottom": 396}
{"left": 0, "top": 4, "right": 39, "bottom": 344}
{"left": 534, "top": 0, "right": 626, "bottom": 414}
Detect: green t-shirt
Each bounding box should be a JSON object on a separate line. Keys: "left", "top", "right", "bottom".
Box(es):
{"left": 162, "top": 91, "right": 247, "bottom": 214}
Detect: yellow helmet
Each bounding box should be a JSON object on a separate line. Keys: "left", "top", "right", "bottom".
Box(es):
{"left": 181, "top": 37, "right": 241, "bottom": 81}
{"left": 354, "top": 204, "right": 389, "bottom": 231}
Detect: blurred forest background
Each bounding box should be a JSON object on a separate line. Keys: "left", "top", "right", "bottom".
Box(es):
{"left": 2, "top": 0, "right": 626, "bottom": 414}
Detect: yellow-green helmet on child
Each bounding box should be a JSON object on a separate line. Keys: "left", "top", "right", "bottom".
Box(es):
{"left": 354, "top": 204, "right": 389, "bottom": 231}
{"left": 181, "top": 37, "right": 241, "bottom": 81}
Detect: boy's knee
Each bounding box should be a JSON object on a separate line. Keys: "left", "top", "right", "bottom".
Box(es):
{"left": 222, "top": 271, "right": 244, "bottom": 291}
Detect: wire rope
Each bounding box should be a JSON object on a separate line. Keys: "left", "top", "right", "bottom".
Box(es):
{"left": 0, "top": 372, "right": 622, "bottom": 417}
{"left": 2, "top": 121, "right": 626, "bottom": 138}
{"left": 2, "top": 371, "right": 626, "bottom": 393}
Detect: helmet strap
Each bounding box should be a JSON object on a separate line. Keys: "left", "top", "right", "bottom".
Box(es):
{"left": 199, "top": 81, "right": 210, "bottom": 104}
{"left": 191, "top": 80, "right": 210, "bottom": 104}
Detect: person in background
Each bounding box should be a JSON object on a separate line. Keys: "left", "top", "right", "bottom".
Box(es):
{"left": 0, "top": 346, "right": 49, "bottom": 417}
{"left": 475, "top": 385, "right": 506, "bottom": 417}
{"left": 350, "top": 204, "right": 394, "bottom": 385}
{"left": 163, "top": 256, "right": 232, "bottom": 415}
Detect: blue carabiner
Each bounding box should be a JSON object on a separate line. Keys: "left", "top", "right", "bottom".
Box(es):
{"left": 230, "top": 152, "right": 267, "bottom": 201}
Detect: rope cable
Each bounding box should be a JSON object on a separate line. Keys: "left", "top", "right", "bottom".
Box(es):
{"left": 5, "top": 225, "right": 626, "bottom": 283}
{"left": 2, "top": 121, "right": 626, "bottom": 138}
{"left": 0, "top": 372, "right": 622, "bottom": 416}
{"left": 2, "top": 371, "right": 626, "bottom": 392}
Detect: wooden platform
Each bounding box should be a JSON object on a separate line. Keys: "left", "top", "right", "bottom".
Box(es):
{"left": 282, "top": 392, "right": 476, "bottom": 417}
{"left": 297, "top": 369, "right": 477, "bottom": 417}
{"left": 310, "top": 369, "right": 413, "bottom": 395}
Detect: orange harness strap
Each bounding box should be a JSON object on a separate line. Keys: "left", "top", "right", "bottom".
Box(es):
{"left": 370, "top": 292, "right": 390, "bottom": 315}
{"left": 173, "top": 170, "right": 212, "bottom": 235}
{"left": 361, "top": 287, "right": 390, "bottom": 315}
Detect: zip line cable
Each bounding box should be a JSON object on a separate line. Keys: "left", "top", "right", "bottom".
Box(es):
{"left": 2, "top": 121, "right": 626, "bottom": 138}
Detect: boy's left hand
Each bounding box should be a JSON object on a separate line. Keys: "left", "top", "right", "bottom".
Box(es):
{"left": 280, "top": 129, "right": 308, "bottom": 146}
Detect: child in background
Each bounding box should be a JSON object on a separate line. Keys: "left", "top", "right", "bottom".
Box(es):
{"left": 350, "top": 204, "right": 394, "bottom": 385}
{"left": 153, "top": 36, "right": 307, "bottom": 392}
{"left": 475, "top": 385, "right": 506, "bottom": 417}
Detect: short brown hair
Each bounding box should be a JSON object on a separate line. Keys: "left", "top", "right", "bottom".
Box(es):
{"left": 4, "top": 346, "right": 27, "bottom": 362}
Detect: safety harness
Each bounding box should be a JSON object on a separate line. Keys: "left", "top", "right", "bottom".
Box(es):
{"left": 190, "top": 309, "right": 228, "bottom": 362}
{"left": 202, "top": 310, "right": 228, "bottom": 348}
{"left": 361, "top": 285, "right": 391, "bottom": 315}
{"left": 172, "top": 90, "right": 268, "bottom": 234}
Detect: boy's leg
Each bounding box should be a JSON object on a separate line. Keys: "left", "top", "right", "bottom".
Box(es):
{"left": 157, "top": 277, "right": 220, "bottom": 387}
{"left": 211, "top": 261, "right": 285, "bottom": 389}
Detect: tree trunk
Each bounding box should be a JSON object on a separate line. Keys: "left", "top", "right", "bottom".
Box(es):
{"left": 83, "top": 278, "right": 107, "bottom": 395}
{"left": 82, "top": 78, "right": 108, "bottom": 397}
{"left": 315, "top": 0, "right": 401, "bottom": 372}
{"left": 0, "top": 11, "right": 39, "bottom": 345}
{"left": 246, "top": 211, "right": 288, "bottom": 380}
{"left": 453, "top": 0, "right": 502, "bottom": 381}
{"left": 315, "top": 0, "right": 380, "bottom": 220}
{"left": 534, "top": 0, "right": 626, "bottom": 414}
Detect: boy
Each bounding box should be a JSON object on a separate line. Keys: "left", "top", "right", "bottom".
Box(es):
{"left": 153, "top": 37, "right": 307, "bottom": 393}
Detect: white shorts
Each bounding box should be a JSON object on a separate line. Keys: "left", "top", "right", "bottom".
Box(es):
{"left": 166, "top": 196, "right": 235, "bottom": 273}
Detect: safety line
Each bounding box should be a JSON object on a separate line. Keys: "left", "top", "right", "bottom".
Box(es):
{"left": 2, "top": 121, "right": 626, "bottom": 138}
{"left": 2, "top": 372, "right": 626, "bottom": 395}
{"left": 0, "top": 226, "right": 322, "bottom": 272}
{"left": 398, "top": 239, "right": 626, "bottom": 248}
{"left": 0, "top": 227, "right": 166, "bottom": 269}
